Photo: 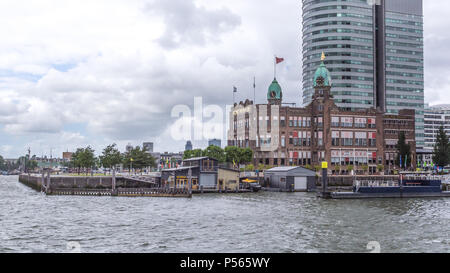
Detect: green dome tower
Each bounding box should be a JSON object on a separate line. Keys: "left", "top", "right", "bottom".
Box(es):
{"left": 267, "top": 78, "right": 282, "bottom": 105}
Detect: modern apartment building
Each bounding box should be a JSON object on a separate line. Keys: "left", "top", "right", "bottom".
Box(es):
{"left": 302, "top": 0, "right": 424, "bottom": 148}
{"left": 424, "top": 104, "right": 450, "bottom": 150}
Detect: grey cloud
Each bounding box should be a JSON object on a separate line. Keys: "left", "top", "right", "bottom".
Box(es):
{"left": 146, "top": 0, "right": 241, "bottom": 48}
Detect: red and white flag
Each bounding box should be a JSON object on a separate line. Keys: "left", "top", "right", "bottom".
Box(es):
{"left": 275, "top": 57, "right": 284, "bottom": 64}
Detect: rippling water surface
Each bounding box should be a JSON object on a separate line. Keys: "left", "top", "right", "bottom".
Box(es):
{"left": 1, "top": 176, "right": 449, "bottom": 253}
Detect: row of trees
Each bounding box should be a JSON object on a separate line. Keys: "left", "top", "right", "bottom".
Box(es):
{"left": 0, "top": 155, "right": 38, "bottom": 172}
{"left": 68, "top": 144, "right": 156, "bottom": 175}
{"left": 183, "top": 145, "right": 253, "bottom": 165}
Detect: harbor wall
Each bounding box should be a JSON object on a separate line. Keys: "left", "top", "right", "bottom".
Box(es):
{"left": 19, "top": 175, "right": 154, "bottom": 191}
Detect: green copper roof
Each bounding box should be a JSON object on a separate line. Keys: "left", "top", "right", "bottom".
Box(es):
{"left": 313, "top": 61, "right": 332, "bottom": 87}
{"left": 267, "top": 78, "right": 282, "bottom": 100}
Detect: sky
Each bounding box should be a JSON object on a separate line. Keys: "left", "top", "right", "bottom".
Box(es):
{"left": 0, "top": 0, "right": 448, "bottom": 158}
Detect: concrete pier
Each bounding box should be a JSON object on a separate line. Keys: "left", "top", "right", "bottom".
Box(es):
{"left": 18, "top": 174, "right": 190, "bottom": 198}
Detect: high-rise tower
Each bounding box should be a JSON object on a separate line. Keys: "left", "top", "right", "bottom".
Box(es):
{"left": 302, "top": 0, "right": 424, "bottom": 148}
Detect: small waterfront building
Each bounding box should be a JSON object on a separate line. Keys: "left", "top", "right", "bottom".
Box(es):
{"left": 161, "top": 157, "right": 219, "bottom": 190}
{"left": 264, "top": 167, "right": 316, "bottom": 192}
{"left": 183, "top": 157, "right": 218, "bottom": 189}
{"left": 217, "top": 168, "right": 240, "bottom": 191}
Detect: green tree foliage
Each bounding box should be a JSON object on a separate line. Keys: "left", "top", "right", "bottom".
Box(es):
{"left": 203, "top": 145, "right": 226, "bottom": 162}
{"left": 433, "top": 126, "right": 450, "bottom": 168}
{"left": 0, "top": 155, "right": 6, "bottom": 171}
{"left": 183, "top": 149, "right": 203, "bottom": 160}
{"left": 122, "top": 146, "right": 156, "bottom": 172}
{"left": 395, "top": 131, "right": 411, "bottom": 168}
{"left": 72, "top": 146, "right": 96, "bottom": 175}
{"left": 184, "top": 146, "right": 253, "bottom": 166}
{"left": 99, "top": 144, "right": 122, "bottom": 171}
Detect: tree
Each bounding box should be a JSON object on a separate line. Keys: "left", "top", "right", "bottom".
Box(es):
{"left": 347, "top": 165, "right": 354, "bottom": 174}
{"left": 72, "top": 146, "right": 96, "bottom": 175}
{"left": 334, "top": 165, "right": 341, "bottom": 175}
{"left": 225, "top": 146, "right": 240, "bottom": 166}
{"left": 433, "top": 126, "right": 450, "bottom": 168}
{"left": 239, "top": 148, "right": 253, "bottom": 164}
{"left": 123, "top": 146, "right": 156, "bottom": 173}
{"left": 224, "top": 146, "right": 253, "bottom": 166}
{"left": 0, "top": 155, "right": 6, "bottom": 171}
{"left": 361, "top": 164, "right": 368, "bottom": 174}
{"left": 203, "top": 145, "right": 225, "bottom": 163}
{"left": 99, "top": 144, "right": 122, "bottom": 173}
{"left": 396, "top": 131, "right": 411, "bottom": 169}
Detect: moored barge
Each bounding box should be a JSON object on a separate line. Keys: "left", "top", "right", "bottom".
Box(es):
{"left": 327, "top": 173, "right": 450, "bottom": 199}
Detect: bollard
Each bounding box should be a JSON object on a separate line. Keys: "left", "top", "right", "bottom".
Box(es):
{"left": 321, "top": 161, "right": 331, "bottom": 199}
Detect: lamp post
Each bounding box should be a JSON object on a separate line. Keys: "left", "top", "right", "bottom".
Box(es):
{"left": 130, "top": 158, "right": 134, "bottom": 175}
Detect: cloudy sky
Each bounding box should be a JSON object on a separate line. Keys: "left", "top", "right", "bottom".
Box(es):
{"left": 0, "top": 0, "right": 447, "bottom": 158}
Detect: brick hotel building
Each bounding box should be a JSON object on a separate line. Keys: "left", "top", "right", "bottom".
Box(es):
{"left": 228, "top": 57, "right": 416, "bottom": 174}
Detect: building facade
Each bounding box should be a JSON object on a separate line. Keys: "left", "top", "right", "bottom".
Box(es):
{"left": 302, "top": 0, "right": 424, "bottom": 148}
{"left": 424, "top": 104, "right": 450, "bottom": 150}
{"left": 208, "top": 139, "right": 222, "bottom": 148}
{"left": 228, "top": 57, "right": 416, "bottom": 174}
{"left": 185, "top": 141, "right": 193, "bottom": 151}
{"left": 143, "top": 142, "right": 154, "bottom": 153}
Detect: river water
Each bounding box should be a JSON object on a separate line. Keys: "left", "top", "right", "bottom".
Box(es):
{"left": 1, "top": 176, "right": 449, "bottom": 253}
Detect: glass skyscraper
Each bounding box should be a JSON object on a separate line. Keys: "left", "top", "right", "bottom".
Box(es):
{"left": 302, "top": 0, "right": 424, "bottom": 148}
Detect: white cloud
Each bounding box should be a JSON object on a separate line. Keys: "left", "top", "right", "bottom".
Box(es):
{"left": 0, "top": 0, "right": 448, "bottom": 157}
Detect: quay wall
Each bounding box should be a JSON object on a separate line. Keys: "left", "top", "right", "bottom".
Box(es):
{"left": 19, "top": 175, "right": 155, "bottom": 191}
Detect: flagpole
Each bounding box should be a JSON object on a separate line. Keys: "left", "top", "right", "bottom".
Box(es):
{"left": 253, "top": 76, "right": 256, "bottom": 103}
{"left": 274, "top": 55, "right": 276, "bottom": 79}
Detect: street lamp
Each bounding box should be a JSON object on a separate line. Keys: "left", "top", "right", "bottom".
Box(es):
{"left": 130, "top": 158, "right": 134, "bottom": 175}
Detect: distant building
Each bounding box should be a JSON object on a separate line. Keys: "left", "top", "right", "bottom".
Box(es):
{"left": 424, "top": 104, "right": 450, "bottom": 150}
{"left": 208, "top": 139, "right": 221, "bottom": 148}
{"left": 126, "top": 143, "right": 133, "bottom": 153}
{"left": 185, "top": 141, "right": 193, "bottom": 151}
{"left": 160, "top": 152, "right": 184, "bottom": 168}
{"left": 62, "top": 152, "right": 73, "bottom": 162}
{"left": 143, "top": 142, "right": 154, "bottom": 153}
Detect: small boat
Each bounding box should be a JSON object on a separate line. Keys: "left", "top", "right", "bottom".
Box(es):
{"left": 241, "top": 179, "right": 261, "bottom": 192}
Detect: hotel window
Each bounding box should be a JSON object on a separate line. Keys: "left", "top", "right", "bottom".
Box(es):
{"left": 368, "top": 132, "right": 376, "bottom": 147}
{"left": 355, "top": 118, "right": 367, "bottom": 128}
{"left": 355, "top": 132, "right": 367, "bottom": 147}
{"left": 293, "top": 132, "right": 299, "bottom": 146}
{"left": 341, "top": 132, "right": 353, "bottom": 146}
{"left": 341, "top": 117, "right": 353, "bottom": 128}
{"left": 281, "top": 136, "right": 286, "bottom": 147}
{"left": 293, "top": 117, "right": 297, "bottom": 127}
{"left": 281, "top": 116, "right": 286, "bottom": 127}
{"left": 289, "top": 117, "right": 293, "bottom": 127}
{"left": 332, "top": 117, "right": 339, "bottom": 127}
{"left": 368, "top": 118, "right": 376, "bottom": 129}
{"left": 318, "top": 117, "right": 323, "bottom": 128}
{"left": 332, "top": 131, "right": 340, "bottom": 146}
